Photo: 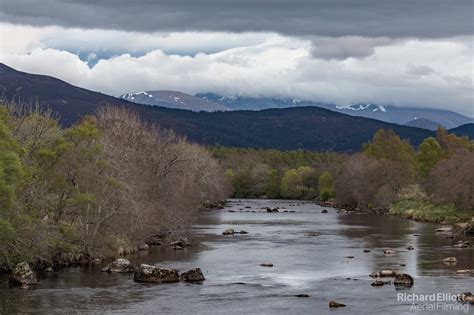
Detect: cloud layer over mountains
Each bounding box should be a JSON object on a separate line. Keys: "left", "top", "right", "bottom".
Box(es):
{"left": 0, "top": 1, "right": 472, "bottom": 116}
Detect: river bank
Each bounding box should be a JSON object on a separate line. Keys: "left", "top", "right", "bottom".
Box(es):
{"left": 317, "top": 197, "right": 474, "bottom": 229}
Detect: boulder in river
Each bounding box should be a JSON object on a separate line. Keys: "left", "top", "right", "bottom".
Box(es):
{"left": 393, "top": 273, "right": 414, "bottom": 287}
{"left": 138, "top": 244, "right": 150, "bottom": 251}
{"left": 370, "top": 270, "right": 396, "bottom": 278}
{"left": 260, "top": 262, "right": 274, "bottom": 267}
{"left": 321, "top": 209, "right": 328, "bottom": 214}
{"left": 456, "top": 269, "right": 472, "bottom": 274}
{"left": 436, "top": 227, "right": 452, "bottom": 233}
{"left": 9, "top": 262, "right": 38, "bottom": 286}
{"left": 443, "top": 257, "right": 458, "bottom": 263}
{"left": 133, "top": 264, "right": 179, "bottom": 284}
{"left": 329, "top": 301, "right": 346, "bottom": 308}
{"left": 371, "top": 280, "right": 390, "bottom": 286}
{"left": 294, "top": 294, "right": 310, "bottom": 298}
{"left": 406, "top": 246, "right": 415, "bottom": 250}
{"left": 238, "top": 230, "right": 249, "bottom": 234}
{"left": 457, "top": 292, "right": 474, "bottom": 304}
{"left": 381, "top": 270, "right": 397, "bottom": 277}
{"left": 168, "top": 237, "right": 190, "bottom": 248}
{"left": 453, "top": 243, "right": 468, "bottom": 248}
{"left": 102, "top": 258, "right": 134, "bottom": 273}
{"left": 180, "top": 268, "right": 205, "bottom": 282}
{"left": 305, "top": 232, "right": 320, "bottom": 237}
{"left": 363, "top": 249, "right": 371, "bottom": 253}
{"left": 384, "top": 249, "right": 397, "bottom": 255}
{"left": 266, "top": 207, "right": 279, "bottom": 213}
{"left": 222, "top": 228, "right": 235, "bottom": 235}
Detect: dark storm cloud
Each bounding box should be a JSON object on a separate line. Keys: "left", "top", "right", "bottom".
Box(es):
{"left": 0, "top": 0, "right": 472, "bottom": 38}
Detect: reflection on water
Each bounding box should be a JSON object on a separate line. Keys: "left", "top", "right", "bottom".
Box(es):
{"left": 1, "top": 199, "right": 472, "bottom": 314}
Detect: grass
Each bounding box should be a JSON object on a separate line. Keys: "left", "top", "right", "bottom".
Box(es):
{"left": 389, "top": 189, "right": 474, "bottom": 224}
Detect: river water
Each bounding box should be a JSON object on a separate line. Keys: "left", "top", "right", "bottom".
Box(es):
{"left": 1, "top": 199, "right": 473, "bottom": 314}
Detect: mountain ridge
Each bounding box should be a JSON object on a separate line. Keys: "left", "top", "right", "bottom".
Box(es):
{"left": 195, "top": 93, "right": 473, "bottom": 129}
{"left": 0, "top": 63, "right": 449, "bottom": 152}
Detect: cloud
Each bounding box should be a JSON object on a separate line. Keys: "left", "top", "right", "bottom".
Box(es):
{"left": 0, "top": 0, "right": 472, "bottom": 38}
{"left": 0, "top": 23, "right": 277, "bottom": 57}
{"left": 309, "top": 36, "right": 400, "bottom": 60}
{"left": 1, "top": 32, "right": 472, "bottom": 117}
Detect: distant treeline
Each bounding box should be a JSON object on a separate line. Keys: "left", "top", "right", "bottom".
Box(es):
{"left": 0, "top": 104, "right": 229, "bottom": 269}
{"left": 212, "top": 128, "right": 474, "bottom": 211}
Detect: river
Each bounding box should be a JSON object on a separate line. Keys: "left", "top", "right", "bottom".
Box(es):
{"left": 1, "top": 199, "right": 473, "bottom": 314}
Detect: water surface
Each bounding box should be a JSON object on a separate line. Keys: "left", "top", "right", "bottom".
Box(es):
{"left": 1, "top": 199, "right": 473, "bottom": 314}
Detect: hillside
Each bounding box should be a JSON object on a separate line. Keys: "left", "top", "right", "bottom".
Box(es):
{"left": 197, "top": 93, "right": 473, "bottom": 129}
{"left": 0, "top": 63, "right": 133, "bottom": 126}
{"left": 0, "top": 63, "right": 433, "bottom": 152}
{"left": 120, "top": 90, "right": 228, "bottom": 112}
{"left": 404, "top": 118, "right": 441, "bottom": 130}
{"left": 448, "top": 123, "right": 474, "bottom": 139}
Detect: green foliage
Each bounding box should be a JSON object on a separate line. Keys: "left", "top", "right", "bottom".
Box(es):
{"left": 264, "top": 169, "right": 280, "bottom": 198}
{"left": 363, "top": 129, "right": 416, "bottom": 171}
{"left": 212, "top": 147, "right": 345, "bottom": 199}
{"left": 0, "top": 104, "right": 230, "bottom": 269}
{"left": 0, "top": 107, "right": 24, "bottom": 213}
{"left": 417, "top": 137, "right": 443, "bottom": 177}
{"left": 318, "top": 171, "right": 335, "bottom": 201}
{"left": 436, "top": 127, "right": 472, "bottom": 157}
{"left": 390, "top": 188, "right": 473, "bottom": 223}
{"left": 280, "top": 166, "right": 318, "bottom": 199}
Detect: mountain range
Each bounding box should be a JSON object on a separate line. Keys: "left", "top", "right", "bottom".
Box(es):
{"left": 0, "top": 63, "right": 470, "bottom": 152}
{"left": 120, "top": 90, "right": 227, "bottom": 112}
{"left": 118, "top": 91, "right": 473, "bottom": 131}
{"left": 195, "top": 93, "right": 473, "bottom": 129}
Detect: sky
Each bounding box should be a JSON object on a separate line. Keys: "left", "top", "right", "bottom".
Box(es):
{"left": 0, "top": 0, "right": 472, "bottom": 116}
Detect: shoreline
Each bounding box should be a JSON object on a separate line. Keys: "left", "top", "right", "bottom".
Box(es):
{"left": 315, "top": 199, "right": 474, "bottom": 233}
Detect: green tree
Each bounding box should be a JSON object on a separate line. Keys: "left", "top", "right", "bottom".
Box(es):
{"left": 417, "top": 137, "right": 443, "bottom": 177}
{"left": 264, "top": 169, "right": 280, "bottom": 198}
{"left": 0, "top": 107, "right": 24, "bottom": 213}
{"left": 436, "top": 127, "right": 472, "bottom": 157}
{"left": 280, "top": 169, "right": 302, "bottom": 199}
{"left": 280, "top": 166, "right": 317, "bottom": 199}
{"left": 318, "top": 171, "right": 335, "bottom": 201}
{"left": 363, "top": 129, "right": 417, "bottom": 180}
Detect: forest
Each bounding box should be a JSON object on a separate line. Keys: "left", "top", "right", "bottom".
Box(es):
{"left": 0, "top": 103, "right": 229, "bottom": 270}
{"left": 213, "top": 128, "right": 474, "bottom": 221}
{"left": 1, "top": 99, "right": 473, "bottom": 271}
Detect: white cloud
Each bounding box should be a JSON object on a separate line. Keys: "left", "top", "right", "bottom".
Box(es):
{"left": 0, "top": 23, "right": 472, "bottom": 117}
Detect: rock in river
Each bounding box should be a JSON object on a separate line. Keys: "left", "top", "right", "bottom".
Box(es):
{"left": 436, "top": 227, "right": 452, "bottom": 233}
{"left": 456, "top": 269, "right": 472, "bottom": 274}
{"left": 133, "top": 264, "right": 179, "bottom": 284}
{"left": 266, "top": 207, "right": 279, "bottom": 213}
{"left": 370, "top": 270, "right": 396, "bottom": 278}
{"left": 443, "top": 257, "right": 458, "bottom": 264}
{"left": 260, "top": 262, "right": 274, "bottom": 267}
{"left": 329, "top": 301, "right": 346, "bottom": 308}
{"left": 138, "top": 244, "right": 150, "bottom": 251}
{"left": 384, "top": 249, "right": 397, "bottom": 255}
{"left": 222, "top": 229, "right": 235, "bottom": 235}
{"left": 9, "top": 262, "right": 38, "bottom": 286}
{"left": 371, "top": 280, "right": 390, "bottom": 286}
{"left": 102, "top": 258, "right": 134, "bottom": 273}
{"left": 393, "top": 273, "right": 414, "bottom": 287}
{"left": 180, "top": 268, "right": 205, "bottom": 282}
{"left": 305, "top": 232, "right": 320, "bottom": 237}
